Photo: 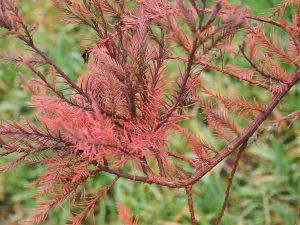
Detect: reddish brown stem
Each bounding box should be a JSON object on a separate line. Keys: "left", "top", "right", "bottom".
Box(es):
{"left": 203, "top": 9, "right": 284, "bottom": 28}
{"left": 154, "top": 2, "right": 222, "bottom": 132}
{"left": 239, "top": 45, "right": 288, "bottom": 84}
{"left": 183, "top": 69, "right": 300, "bottom": 187}
{"left": 154, "top": 152, "right": 167, "bottom": 177}
{"left": 215, "top": 140, "right": 248, "bottom": 225}
{"left": 167, "top": 150, "right": 196, "bottom": 168}
{"left": 162, "top": 55, "right": 271, "bottom": 90}
{"left": 186, "top": 185, "right": 197, "bottom": 225}
{"left": 294, "top": 209, "right": 300, "bottom": 225}
{"left": 140, "top": 156, "right": 154, "bottom": 177}
{"left": 92, "top": 68, "right": 300, "bottom": 188}
{"left": 273, "top": 110, "right": 300, "bottom": 124}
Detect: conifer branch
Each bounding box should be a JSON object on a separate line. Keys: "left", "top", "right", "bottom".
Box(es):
{"left": 0, "top": 1, "right": 299, "bottom": 224}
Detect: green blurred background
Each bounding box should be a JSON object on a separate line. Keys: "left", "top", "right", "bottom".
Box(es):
{"left": 0, "top": 0, "right": 299, "bottom": 224}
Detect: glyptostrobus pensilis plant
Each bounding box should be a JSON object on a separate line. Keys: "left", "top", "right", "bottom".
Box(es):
{"left": 0, "top": 0, "right": 299, "bottom": 224}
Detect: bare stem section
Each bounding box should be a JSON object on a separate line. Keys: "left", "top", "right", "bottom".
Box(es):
{"left": 215, "top": 140, "right": 248, "bottom": 225}
{"left": 294, "top": 209, "right": 300, "bottom": 225}
{"left": 186, "top": 185, "right": 197, "bottom": 225}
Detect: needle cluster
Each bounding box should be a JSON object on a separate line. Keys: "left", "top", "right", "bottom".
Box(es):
{"left": 0, "top": 0, "right": 299, "bottom": 224}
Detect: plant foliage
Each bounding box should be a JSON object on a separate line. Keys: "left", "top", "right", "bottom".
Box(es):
{"left": 0, "top": 0, "right": 299, "bottom": 224}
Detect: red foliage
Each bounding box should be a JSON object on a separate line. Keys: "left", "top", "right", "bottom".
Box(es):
{"left": 0, "top": 0, "right": 299, "bottom": 224}
{"left": 117, "top": 201, "right": 139, "bottom": 225}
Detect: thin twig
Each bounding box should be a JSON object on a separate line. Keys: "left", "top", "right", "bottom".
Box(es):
{"left": 239, "top": 45, "right": 288, "bottom": 84}
{"left": 16, "top": 36, "right": 84, "bottom": 97}
{"left": 161, "top": 55, "right": 271, "bottom": 91}
{"left": 185, "top": 185, "right": 197, "bottom": 225}
{"left": 185, "top": 68, "right": 300, "bottom": 188}
{"left": 154, "top": 1, "right": 222, "bottom": 132}
{"left": 215, "top": 140, "right": 248, "bottom": 225}
{"left": 272, "top": 110, "right": 300, "bottom": 124}
{"left": 167, "top": 150, "right": 196, "bottom": 168}
{"left": 154, "top": 151, "right": 167, "bottom": 177}
{"left": 294, "top": 209, "right": 300, "bottom": 225}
